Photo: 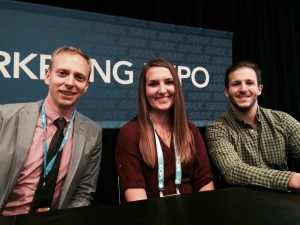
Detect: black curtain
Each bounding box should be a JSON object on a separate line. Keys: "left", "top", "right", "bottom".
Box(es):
{"left": 16, "top": 0, "right": 300, "bottom": 206}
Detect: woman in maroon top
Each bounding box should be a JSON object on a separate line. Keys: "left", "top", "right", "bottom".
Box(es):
{"left": 115, "top": 58, "right": 214, "bottom": 202}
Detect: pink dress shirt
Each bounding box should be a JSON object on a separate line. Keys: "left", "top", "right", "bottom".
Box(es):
{"left": 1, "top": 99, "right": 73, "bottom": 216}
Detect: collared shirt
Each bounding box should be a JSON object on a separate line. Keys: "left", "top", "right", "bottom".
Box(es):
{"left": 205, "top": 106, "right": 300, "bottom": 191}
{"left": 2, "top": 99, "right": 73, "bottom": 216}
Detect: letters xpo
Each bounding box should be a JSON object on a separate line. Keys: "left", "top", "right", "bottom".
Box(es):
{"left": 0, "top": 51, "right": 210, "bottom": 88}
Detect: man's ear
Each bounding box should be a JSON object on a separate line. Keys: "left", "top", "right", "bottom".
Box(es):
{"left": 224, "top": 87, "right": 229, "bottom": 97}
{"left": 44, "top": 69, "right": 50, "bottom": 85}
{"left": 257, "top": 84, "right": 263, "bottom": 96}
{"left": 84, "top": 80, "right": 90, "bottom": 93}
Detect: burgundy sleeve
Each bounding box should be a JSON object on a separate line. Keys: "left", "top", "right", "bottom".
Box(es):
{"left": 115, "top": 119, "right": 146, "bottom": 190}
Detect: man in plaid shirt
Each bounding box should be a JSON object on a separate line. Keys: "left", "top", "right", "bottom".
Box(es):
{"left": 205, "top": 61, "right": 300, "bottom": 191}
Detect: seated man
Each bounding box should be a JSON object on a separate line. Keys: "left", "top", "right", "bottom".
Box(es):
{"left": 205, "top": 61, "right": 300, "bottom": 191}
{"left": 0, "top": 46, "right": 102, "bottom": 216}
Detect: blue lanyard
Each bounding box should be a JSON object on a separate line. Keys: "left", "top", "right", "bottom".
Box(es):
{"left": 40, "top": 101, "right": 76, "bottom": 187}
{"left": 153, "top": 129, "right": 182, "bottom": 197}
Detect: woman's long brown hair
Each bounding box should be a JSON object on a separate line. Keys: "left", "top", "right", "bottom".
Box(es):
{"left": 138, "top": 58, "right": 196, "bottom": 168}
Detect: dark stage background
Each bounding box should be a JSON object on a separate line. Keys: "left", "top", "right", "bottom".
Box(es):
{"left": 12, "top": 0, "right": 300, "bottom": 206}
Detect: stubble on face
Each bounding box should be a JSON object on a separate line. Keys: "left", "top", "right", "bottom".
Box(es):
{"left": 225, "top": 67, "right": 262, "bottom": 114}
{"left": 228, "top": 93, "right": 257, "bottom": 112}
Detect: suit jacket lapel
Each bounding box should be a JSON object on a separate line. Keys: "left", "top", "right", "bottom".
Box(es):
{"left": 58, "top": 113, "right": 86, "bottom": 206}
{"left": 16, "top": 104, "right": 41, "bottom": 163}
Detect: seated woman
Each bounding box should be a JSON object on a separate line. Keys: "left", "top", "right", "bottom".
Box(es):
{"left": 115, "top": 58, "right": 214, "bottom": 202}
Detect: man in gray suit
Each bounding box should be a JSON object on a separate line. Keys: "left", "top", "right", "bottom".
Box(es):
{"left": 0, "top": 46, "right": 102, "bottom": 216}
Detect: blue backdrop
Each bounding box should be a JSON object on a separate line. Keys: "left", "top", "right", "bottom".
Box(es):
{"left": 0, "top": 1, "right": 232, "bottom": 128}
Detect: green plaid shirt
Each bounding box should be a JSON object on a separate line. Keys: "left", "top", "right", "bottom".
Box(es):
{"left": 205, "top": 106, "right": 300, "bottom": 191}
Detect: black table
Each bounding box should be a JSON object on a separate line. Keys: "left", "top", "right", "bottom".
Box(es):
{"left": 2, "top": 204, "right": 131, "bottom": 225}
{"left": 116, "top": 186, "right": 300, "bottom": 225}
{"left": 2, "top": 187, "right": 300, "bottom": 225}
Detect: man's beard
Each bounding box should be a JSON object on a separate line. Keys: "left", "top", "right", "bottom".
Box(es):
{"left": 229, "top": 95, "right": 257, "bottom": 112}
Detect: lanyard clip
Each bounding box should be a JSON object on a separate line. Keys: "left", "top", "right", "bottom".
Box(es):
{"left": 159, "top": 189, "right": 164, "bottom": 197}
{"left": 176, "top": 186, "right": 180, "bottom": 195}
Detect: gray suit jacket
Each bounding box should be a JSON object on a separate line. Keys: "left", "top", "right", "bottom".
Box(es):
{"left": 0, "top": 100, "right": 102, "bottom": 211}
